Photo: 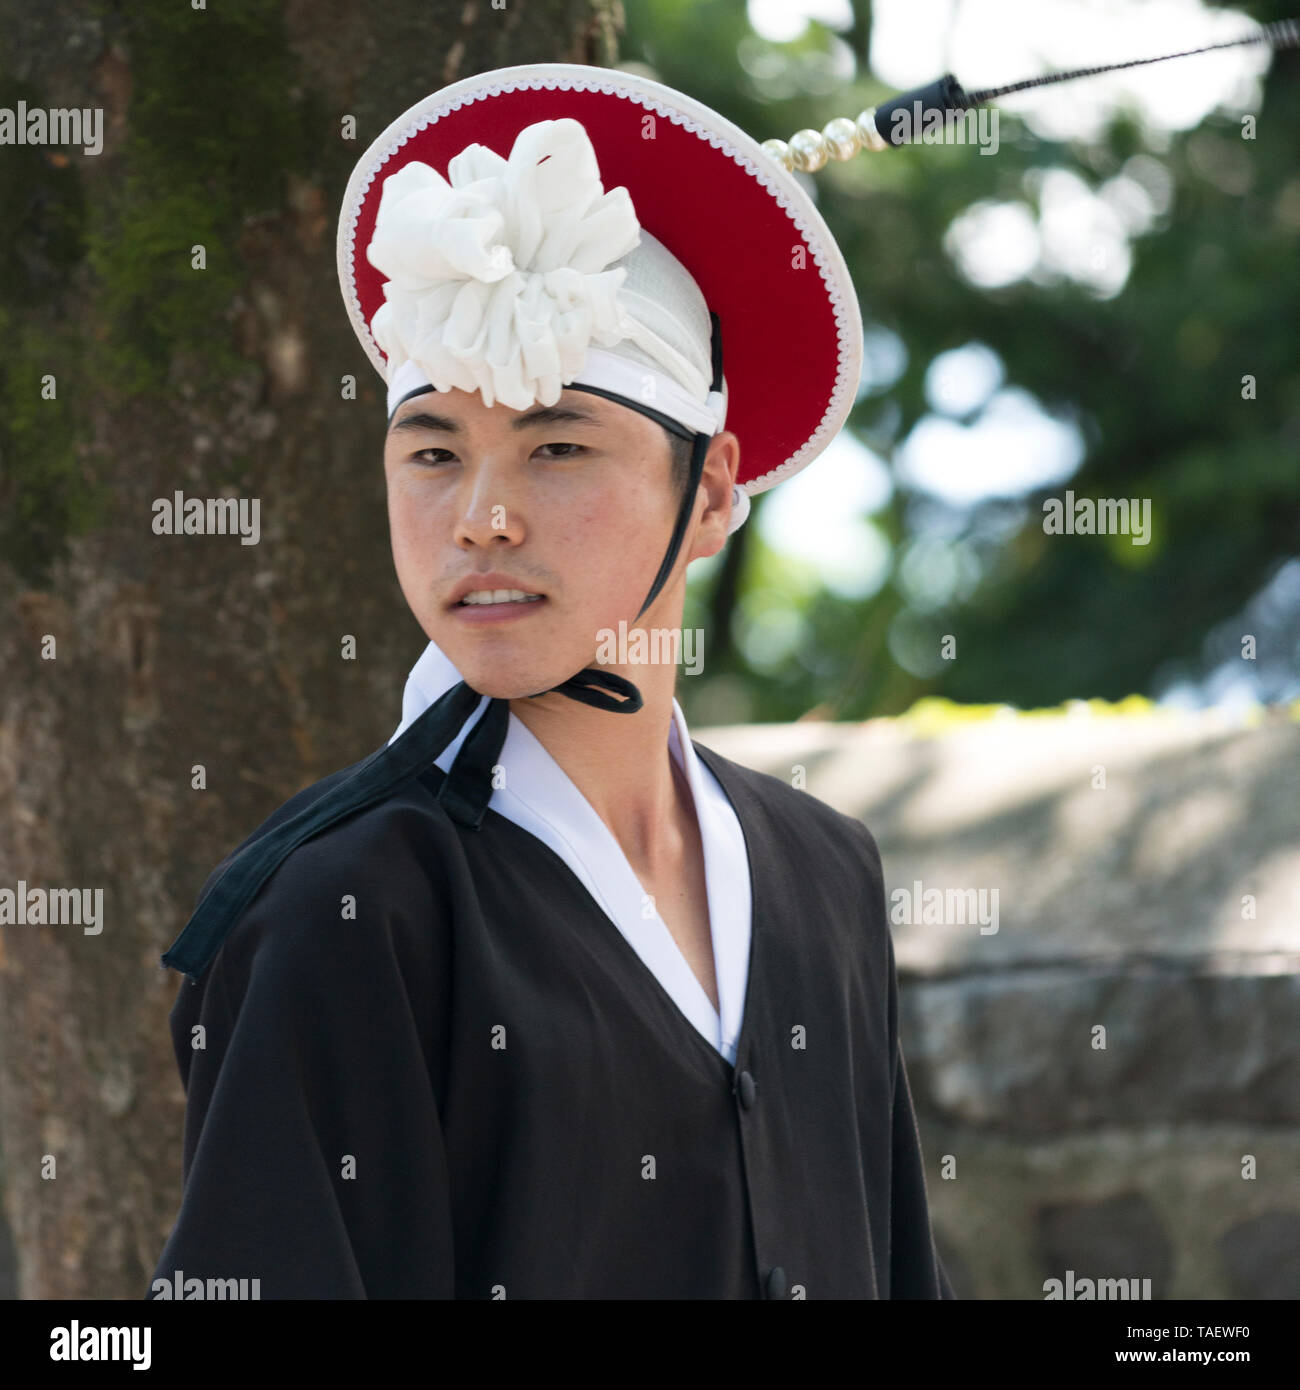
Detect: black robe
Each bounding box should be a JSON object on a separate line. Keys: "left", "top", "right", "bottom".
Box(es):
{"left": 148, "top": 737, "right": 954, "bottom": 1300}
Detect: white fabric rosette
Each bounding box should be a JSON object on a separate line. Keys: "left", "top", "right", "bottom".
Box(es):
{"left": 365, "top": 118, "right": 644, "bottom": 410}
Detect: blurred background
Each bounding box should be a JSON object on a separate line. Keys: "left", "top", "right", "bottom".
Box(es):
{"left": 0, "top": 0, "right": 1296, "bottom": 1299}
{"left": 653, "top": 0, "right": 1300, "bottom": 726}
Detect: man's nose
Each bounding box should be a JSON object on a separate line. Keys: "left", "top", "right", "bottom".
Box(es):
{"left": 453, "top": 455, "right": 526, "bottom": 546}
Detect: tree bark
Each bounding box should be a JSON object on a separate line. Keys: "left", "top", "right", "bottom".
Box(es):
{"left": 0, "top": 0, "right": 622, "bottom": 1299}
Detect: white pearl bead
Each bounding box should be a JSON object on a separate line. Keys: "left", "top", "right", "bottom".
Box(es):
{"left": 759, "top": 137, "right": 794, "bottom": 171}
{"left": 788, "top": 128, "right": 828, "bottom": 173}
{"left": 855, "top": 108, "right": 889, "bottom": 153}
{"left": 822, "top": 116, "right": 861, "bottom": 161}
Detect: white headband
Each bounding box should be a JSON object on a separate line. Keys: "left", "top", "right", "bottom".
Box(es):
{"left": 385, "top": 347, "right": 727, "bottom": 437}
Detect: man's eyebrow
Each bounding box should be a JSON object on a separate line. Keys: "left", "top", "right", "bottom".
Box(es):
{"left": 511, "top": 403, "right": 604, "bottom": 430}
{"left": 388, "top": 402, "right": 604, "bottom": 434}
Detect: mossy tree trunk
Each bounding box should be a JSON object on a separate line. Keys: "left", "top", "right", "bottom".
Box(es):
{"left": 0, "top": 0, "right": 622, "bottom": 1300}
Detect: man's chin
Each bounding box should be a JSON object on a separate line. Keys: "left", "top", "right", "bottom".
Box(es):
{"left": 430, "top": 621, "right": 602, "bottom": 701}
{"left": 443, "top": 658, "right": 575, "bottom": 702}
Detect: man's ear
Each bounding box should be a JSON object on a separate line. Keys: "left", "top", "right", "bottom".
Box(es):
{"left": 691, "top": 431, "right": 741, "bottom": 562}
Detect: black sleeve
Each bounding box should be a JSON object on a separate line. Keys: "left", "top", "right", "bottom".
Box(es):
{"left": 147, "top": 811, "right": 455, "bottom": 1299}
{"left": 852, "top": 817, "right": 955, "bottom": 1299}
{"left": 889, "top": 1029, "right": 957, "bottom": 1299}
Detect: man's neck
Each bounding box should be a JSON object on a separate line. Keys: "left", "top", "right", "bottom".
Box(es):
{"left": 508, "top": 659, "right": 691, "bottom": 874}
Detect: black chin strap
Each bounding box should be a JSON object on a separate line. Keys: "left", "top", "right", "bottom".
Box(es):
{"left": 160, "top": 316, "right": 725, "bottom": 980}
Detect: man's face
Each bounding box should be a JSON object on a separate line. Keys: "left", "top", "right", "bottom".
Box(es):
{"left": 384, "top": 385, "right": 730, "bottom": 700}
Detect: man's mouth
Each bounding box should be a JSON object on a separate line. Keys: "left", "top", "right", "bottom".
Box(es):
{"left": 456, "top": 589, "right": 545, "bottom": 607}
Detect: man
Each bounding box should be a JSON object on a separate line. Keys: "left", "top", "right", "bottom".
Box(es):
{"left": 149, "top": 62, "right": 953, "bottom": 1300}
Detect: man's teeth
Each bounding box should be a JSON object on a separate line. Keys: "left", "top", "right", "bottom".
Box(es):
{"left": 460, "top": 589, "right": 543, "bottom": 605}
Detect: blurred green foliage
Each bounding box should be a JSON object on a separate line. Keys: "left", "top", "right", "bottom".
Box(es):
{"left": 626, "top": 1, "right": 1300, "bottom": 723}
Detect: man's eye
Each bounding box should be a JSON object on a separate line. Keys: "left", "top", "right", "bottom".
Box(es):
{"left": 408, "top": 444, "right": 585, "bottom": 464}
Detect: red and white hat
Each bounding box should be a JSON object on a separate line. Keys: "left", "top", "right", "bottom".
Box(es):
{"left": 336, "top": 62, "right": 862, "bottom": 527}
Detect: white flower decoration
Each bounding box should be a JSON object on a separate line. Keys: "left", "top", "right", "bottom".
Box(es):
{"left": 365, "top": 118, "right": 642, "bottom": 410}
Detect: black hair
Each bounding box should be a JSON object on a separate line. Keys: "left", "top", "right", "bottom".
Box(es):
{"left": 664, "top": 425, "right": 696, "bottom": 504}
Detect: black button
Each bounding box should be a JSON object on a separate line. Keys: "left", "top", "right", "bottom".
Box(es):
{"left": 736, "top": 1070, "right": 756, "bottom": 1109}
{"left": 765, "top": 1265, "right": 787, "bottom": 1300}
